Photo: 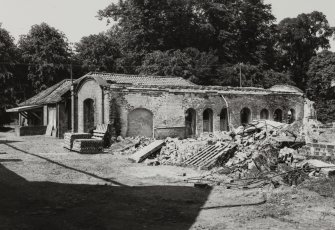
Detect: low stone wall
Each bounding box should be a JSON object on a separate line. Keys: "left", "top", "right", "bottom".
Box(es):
{"left": 15, "top": 126, "right": 47, "bottom": 136}
{"left": 298, "top": 143, "right": 335, "bottom": 157}
{"left": 154, "top": 127, "right": 186, "bottom": 139}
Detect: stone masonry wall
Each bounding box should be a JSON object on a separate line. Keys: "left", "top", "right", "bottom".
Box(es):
{"left": 76, "top": 80, "right": 104, "bottom": 133}
{"left": 109, "top": 88, "right": 304, "bottom": 139}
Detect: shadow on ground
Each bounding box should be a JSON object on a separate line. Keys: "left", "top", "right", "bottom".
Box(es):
{"left": 0, "top": 140, "right": 21, "bottom": 144}
{"left": 0, "top": 162, "right": 211, "bottom": 230}
{"left": 0, "top": 127, "right": 13, "bottom": 132}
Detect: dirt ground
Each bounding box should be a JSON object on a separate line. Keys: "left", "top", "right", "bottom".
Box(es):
{"left": 1, "top": 129, "right": 335, "bottom": 230}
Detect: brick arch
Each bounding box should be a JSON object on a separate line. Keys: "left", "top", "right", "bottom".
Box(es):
{"left": 260, "top": 108, "right": 269, "bottom": 120}
{"left": 83, "top": 98, "right": 95, "bottom": 132}
{"left": 274, "top": 108, "right": 283, "bottom": 122}
{"left": 185, "top": 108, "right": 196, "bottom": 137}
{"left": 220, "top": 108, "right": 229, "bottom": 131}
{"left": 288, "top": 108, "right": 296, "bottom": 123}
{"left": 127, "top": 108, "right": 153, "bottom": 138}
{"left": 240, "top": 107, "right": 252, "bottom": 125}
{"left": 203, "top": 108, "right": 213, "bottom": 132}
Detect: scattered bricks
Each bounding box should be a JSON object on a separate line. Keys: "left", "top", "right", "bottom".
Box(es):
{"left": 298, "top": 149, "right": 307, "bottom": 155}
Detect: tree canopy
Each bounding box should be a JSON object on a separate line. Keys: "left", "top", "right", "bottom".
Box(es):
{"left": 75, "top": 32, "right": 121, "bottom": 72}
{"left": 97, "top": 0, "right": 293, "bottom": 87}
{"left": 276, "top": 11, "right": 335, "bottom": 90}
{"left": 0, "top": 25, "right": 18, "bottom": 124}
{"left": 0, "top": 24, "right": 18, "bottom": 103}
{"left": 98, "top": 0, "right": 277, "bottom": 66}
{"left": 18, "top": 23, "right": 71, "bottom": 93}
{"left": 306, "top": 50, "right": 335, "bottom": 123}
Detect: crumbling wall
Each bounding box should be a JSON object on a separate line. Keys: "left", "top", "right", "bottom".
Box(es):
{"left": 225, "top": 93, "right": 304, "bottom": 128}
{"left": 109, "top": 87, "right": 304, "bottom": 139}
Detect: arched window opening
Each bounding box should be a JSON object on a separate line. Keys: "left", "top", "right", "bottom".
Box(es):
{"left": 185, "top": 108, "right": 196, "bottom": 137}
{"left": 274, "top": 109, "right": 283, "bottom": 123}
{"left": 260, "top": 109, "right": 269, "bottom": 120}
{"left": 220, "top": 108, "right": 229, "bottom": 131}
{"left": 203, "top": 108, "right": 213, "bottom": 132}
{"left": 288, "top": 109, "right": 296, "bottom": 124}
{"left": 83, "top": 98, "right": 95, "bottom": 133}
{"left": 240, "top": 107, "right": 251, "bottom": 125}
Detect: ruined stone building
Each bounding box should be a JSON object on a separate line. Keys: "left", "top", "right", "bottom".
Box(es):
{"left": 7, "top": 72, "right": 312, "bottom": 138}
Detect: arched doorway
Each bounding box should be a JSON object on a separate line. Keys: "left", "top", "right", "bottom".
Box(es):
{"left": 274, "top": 109, "right": 283, "bottom": 122}
{"left": 127, "top": 108, "right": 153, "bottom": 137}
{"left": 83, "top": 98, "right": 95, "bottom": 132}
{"left": 220, "top": 108, "right": 229, "bottom": 131}
{"left": 185, "top": 108, "right": 196, "bottom": 137}
{"left": 240, "top": 107, "right": 251, "bottom": 125}
{"left": 260, "top": 109, "right": 269, "bottom": 120}
{"left": 203, "top": 108, "right": 213, "bottom": 132}
{"left": 288, "top": 109, "right": 296, "bottom": 124}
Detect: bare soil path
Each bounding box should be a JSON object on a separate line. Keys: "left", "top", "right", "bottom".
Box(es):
{"left": 0, "top": 130, "right": 335, "bottom": 230}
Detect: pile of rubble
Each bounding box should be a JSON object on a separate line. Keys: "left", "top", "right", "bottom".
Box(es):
{"left": 108, "top": 136, "right": 154, "bottom": 155}
{"left": 110, "top": 119, "right": 335, "bottom": 187}
{"left": 221, "top": 120, "right": 302, "bottom": 177}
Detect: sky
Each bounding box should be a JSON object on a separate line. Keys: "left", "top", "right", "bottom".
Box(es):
{"left": 0, "top": 0, "right": 334, "bottom": 50}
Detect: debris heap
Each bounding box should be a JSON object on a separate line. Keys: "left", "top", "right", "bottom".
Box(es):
{"left": 113, "top": 119, "right": 334, "bottom": 187}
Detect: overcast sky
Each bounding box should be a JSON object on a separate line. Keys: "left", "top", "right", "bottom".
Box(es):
{"left": 0, "top": 0, "right": 334, "bottom": 50}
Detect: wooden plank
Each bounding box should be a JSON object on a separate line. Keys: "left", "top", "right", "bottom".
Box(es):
{"left": 129, "top": 140, "right": 165, "bottom": 163}
{"left": 197, "top": 147, "right": 228, "bottom": 167}
{"left": 184, "top": 145, "right": 219, "bottom": 165}
{"left": 194, "top": 146, "right": 226, "bottom": 167}
{"left": 190, "top": 146, "right": 222, "bottom": 165}
{"left": 45, "top": 124, "right": 53, "bottom": 136}
{"left": 183, "top": 145, "right": 216, "bottom": 164}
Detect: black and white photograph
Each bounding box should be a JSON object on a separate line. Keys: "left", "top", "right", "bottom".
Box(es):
{"left": 0, "top": 0, "right": 335, "bottom": 229}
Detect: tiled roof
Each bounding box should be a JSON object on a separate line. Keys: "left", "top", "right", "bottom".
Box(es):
{"left": 19, "top": 79, "right": 72, "bottom": 106}
{"left": 85, "top": 72, "right": 196, "bottom": 87}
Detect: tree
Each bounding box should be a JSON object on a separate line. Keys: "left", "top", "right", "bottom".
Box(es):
{"left": 216, "top": 64, "right": 293, "bottom": 88}
{"left": 98, "top": 0, "right": 281, "bottom": 79}
{"left": 138, "top": 48, "right": 219, "bottom": 84}
{"left": 276, "top": 11, "right": 335, "bottom": 90}
{"left": 98, "top": 0, "right": 207, "bottom": 52}
{"left": 0, "top": 24, "right": 19, "bottom": 125}
{"left": 75, "top": 31, "right": 121, "bottom": 72}
{"left": 306, "top": 50, "right": 335, "bottom": 123}
{"left": 18, "top": 23, "right": 71, "bottom": 93}
{"left": 199, "top": 0, "right": 277, "bottom": 66}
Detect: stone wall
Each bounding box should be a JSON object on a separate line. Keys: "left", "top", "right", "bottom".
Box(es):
{"left": 76, "top": 79, "right": 104, "bottom": 133}
{"left": 15, "top": 126, "right": 47, "bottom": 136}
{"left": 108, "top": 87, "right": 304, "bottom": 139}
